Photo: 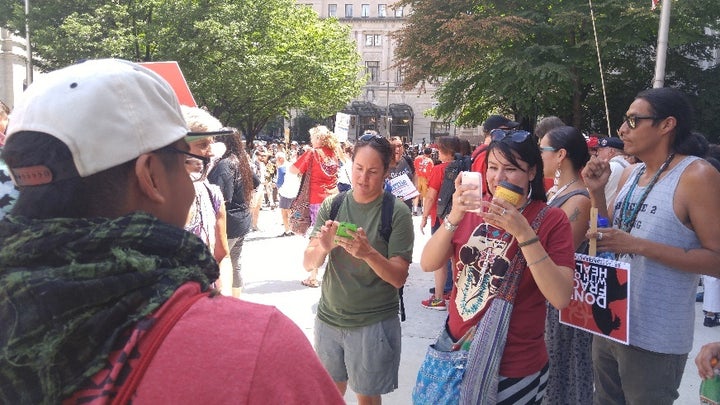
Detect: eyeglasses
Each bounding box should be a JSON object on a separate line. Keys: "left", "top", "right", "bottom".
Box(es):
{"left": 622, "top": 114, "right": 658, "bottom": 129}
{"left": 165, "top": 146, "right": 210, "bottom": 181}
{"left": 490, "top": 128, "right": 532, "bottom": 143}
{"left": 539, "top": 146, "right": 557, "bottom": 152}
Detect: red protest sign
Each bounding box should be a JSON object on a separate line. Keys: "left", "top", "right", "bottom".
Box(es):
{"left": 139, "top": 61, "right": 196, "bottom": 107}
{"left": 560, "top": 253, "right": 631, "bottom": 345}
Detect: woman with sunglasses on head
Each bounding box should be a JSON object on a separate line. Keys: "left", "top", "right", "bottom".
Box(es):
{"left": 414, "top": 129, "right": 574, "bottom": 404}
{"left": 538, "top": 126, "right": 593, "bottom": 405}
{"left": 303, "top": 134, "right": 414, "bottom": 405}
{"left": 583, "top": 88, "right": 720, "bottom": 404}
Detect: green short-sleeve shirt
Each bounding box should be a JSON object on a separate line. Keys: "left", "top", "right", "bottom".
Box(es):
{"left": 311, "top": 191, "right": 414, "bottom": 328}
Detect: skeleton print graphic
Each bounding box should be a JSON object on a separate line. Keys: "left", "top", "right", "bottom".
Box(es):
{"left": 454, "top": 223, "right": 512, "bottom": 321}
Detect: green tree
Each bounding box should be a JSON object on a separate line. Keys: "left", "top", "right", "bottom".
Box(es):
{"left": 1, "top": 0, "right": 363, "bottom": 145}
{"left": 394, "top": 0, "right": 720, "bottom": 140}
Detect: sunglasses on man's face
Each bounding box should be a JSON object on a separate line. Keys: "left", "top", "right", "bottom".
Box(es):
{"left": 490, "top": 128, "right": 532, "bottom": 143}
{"left": 622, "top": 114, "right": 658, "bottom": 130}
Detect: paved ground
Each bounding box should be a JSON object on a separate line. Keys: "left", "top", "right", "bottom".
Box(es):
{"left": 218, "top": 207, "right": 716, "bottom": 404}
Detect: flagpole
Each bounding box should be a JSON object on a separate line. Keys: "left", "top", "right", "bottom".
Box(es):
{"left": 653, "top": 0, "right": 671, "bottom": 88}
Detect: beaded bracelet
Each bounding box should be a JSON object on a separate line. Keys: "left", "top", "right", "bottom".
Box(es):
{"left": 518, "top": 236, "right": 540, "bottom": 248}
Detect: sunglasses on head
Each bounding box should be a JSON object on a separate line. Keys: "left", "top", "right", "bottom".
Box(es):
{"left": 622, "top": 114, "right": 659, "bottom": 130}
{"left": 490, "top": 128, "right": 532, "bottom": 143}
{"left": 359, "top": 133, "right": 385, "bottom": 142}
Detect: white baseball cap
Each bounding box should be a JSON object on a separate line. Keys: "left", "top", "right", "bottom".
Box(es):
{"left": 6, "top": 58, "right": 229, "bottom": 183}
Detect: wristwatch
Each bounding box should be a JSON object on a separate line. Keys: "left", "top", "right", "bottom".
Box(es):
{"left": 443, "top": 217, "right": 458, "bottom": 232}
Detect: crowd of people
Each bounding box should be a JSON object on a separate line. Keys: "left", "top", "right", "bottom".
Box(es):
{"left": 1, "top": 58, "right": 720, "bottom": 405}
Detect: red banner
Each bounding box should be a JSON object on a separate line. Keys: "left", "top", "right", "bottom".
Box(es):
{"left": 560, "top": 253, "right": 631, "bottom": 345}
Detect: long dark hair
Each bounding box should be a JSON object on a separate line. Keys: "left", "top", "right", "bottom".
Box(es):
{"left": 216, "top": 128, "right": 254, "bottom": 203}
{"left": 485, "top": 132, "right": 547, "bottom": 202}
{"left": 636, "top": 87, "right": 708, "bottom": 157}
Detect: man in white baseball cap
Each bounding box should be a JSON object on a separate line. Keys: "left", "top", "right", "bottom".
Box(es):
{"left": 0, "top": 59, "right": 343, "bottom": 404}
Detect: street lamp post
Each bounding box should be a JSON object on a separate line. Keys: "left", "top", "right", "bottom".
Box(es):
{"left": 385, "top": 81, "right": 393, "bottom": 137}
{"left": 24, "top": 0, "right": 33, "bottom": 87}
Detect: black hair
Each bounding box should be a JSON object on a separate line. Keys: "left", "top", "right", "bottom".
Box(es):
{"left": 636, "top": 87, "right": 707, "bottom": 157}
{"left": 459, "top": 139, "right": 472, "bottom": 156}
{"left": 353, "top": 135, "right": 393, "bottom": 171}
{"left": 545, "top": 126, "right": 591, "bottom": 172}
{"left": 215, "top": 128, "right": 255, "bottom": 203}
{"left": 2, "top": 131, "right": 177, "bottom": 219}
{"left": 485, "top": 133, "right": 547, "bottom": 202}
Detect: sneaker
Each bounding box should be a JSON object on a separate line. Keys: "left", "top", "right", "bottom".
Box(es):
{"left": 428, "top": 287, "right": 451, "bottom": 300}
{"left": 421, "top": 296, "right": 447, "bottom": 311}
{"left": 704, "top": 314, "right": 720, "bottom": 328}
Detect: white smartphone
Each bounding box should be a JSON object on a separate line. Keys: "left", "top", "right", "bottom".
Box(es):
{"left": 460, "top": 171, "right": 483, "bottom": 213}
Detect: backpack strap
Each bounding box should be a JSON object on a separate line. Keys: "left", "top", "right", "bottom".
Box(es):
{"left": 379, "top": 190, "right": 394, "bottom": 243}
{"left": 112, "top": 291, "right": 207, "bottom": 404}
{"left": 329, "top": 191, "right": 347, "bottom": 221}
{"left": 378, "top": 191, "right": 405, "bottom": 321}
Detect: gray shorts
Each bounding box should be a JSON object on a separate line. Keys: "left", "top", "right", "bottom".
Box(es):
{"left": 314, "top": 316, "right": 401, "bottom": 396}
{"left": 278, "top": 196, "right": 294, "bottom": 209}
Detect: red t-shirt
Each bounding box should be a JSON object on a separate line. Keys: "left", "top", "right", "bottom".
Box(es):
{"left": 293, "top": 147, "right": 339, "bottom": 204}
{"left": 427, "top": 161, "right": 450, "bottom": 226}
{"left": 447, "top": 201, "right": 574, "bottom": 378}
{"left": 471, "top": 146, "right": 489, "bottom": 195}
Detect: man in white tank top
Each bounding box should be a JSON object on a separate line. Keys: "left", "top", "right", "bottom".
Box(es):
{"left": 582, "top": 87, "right": 720, "bottom": 404}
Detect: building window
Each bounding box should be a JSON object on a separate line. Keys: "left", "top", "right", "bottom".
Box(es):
{"left": 378, "top": 4, "right": 387, "bottom": 17}
{"left": 328, "top": 4, "right": 337, "bottom": 17}
{"left": 431, "top": 121, "right": 451, "bottom": 138}
{"left": 345, "top": 4, "right": 353, "bottom": 18}
{"left": 365, "top": 61, "right": 380, "bottom": 83}
{"left": 396, "top": 68, "right": 404, "bottom": 85}
{"left": 361, "top": 4, "right": 370, "bottom": 17}
{"left": 394, "top": 6, "right": 404, "bottom": 17}
{"left": 365, "top": 34, "right": 382, "bottom": 47}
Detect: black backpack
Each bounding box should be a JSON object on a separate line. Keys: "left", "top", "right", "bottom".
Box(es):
{"left": 436, "top": 153, "right": 473, "bottom": 220}
{"left": 329, "top": 190, "right": 406, "bottom": 321}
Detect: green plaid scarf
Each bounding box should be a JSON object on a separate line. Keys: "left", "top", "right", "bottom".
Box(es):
{"left": 0, "top": 212, "right": 219, "bottom": 404}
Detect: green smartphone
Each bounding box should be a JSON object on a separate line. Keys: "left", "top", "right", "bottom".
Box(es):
{"left": 336, "top": 222, "right": 358, "bottom": 238}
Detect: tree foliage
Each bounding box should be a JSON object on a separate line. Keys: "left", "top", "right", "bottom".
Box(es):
{"left": 394, "top": 0, "right": 720, "bottom": 141}
{"left": 0, "top": 0, "right": 363, "bottom": 144}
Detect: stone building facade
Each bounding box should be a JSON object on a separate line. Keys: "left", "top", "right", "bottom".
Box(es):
{"left": 299, "top": 1, "right": 482, "bottom": 145}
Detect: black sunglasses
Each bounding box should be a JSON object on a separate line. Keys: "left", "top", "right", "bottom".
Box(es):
{"left": 490, "top": 128, "right": 532, "bottom": 143}
{"left": 622, "top": 114, "right": 659, "bottom": 130}
{"left": 165, "top": 146, "right": 211, "bottom": 181}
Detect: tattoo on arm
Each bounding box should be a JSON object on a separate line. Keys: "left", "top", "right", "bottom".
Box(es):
{"left": 568, "top": 207, "right": 581, "bottom": 222}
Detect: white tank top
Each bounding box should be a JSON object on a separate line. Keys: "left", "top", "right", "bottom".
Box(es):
{"left": 612, "top": 156, "right": 701, "bottom": 354}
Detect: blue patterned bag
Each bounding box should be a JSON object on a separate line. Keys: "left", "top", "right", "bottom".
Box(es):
{"left": 412, "top": 344, "right": 468, "bottom": 405}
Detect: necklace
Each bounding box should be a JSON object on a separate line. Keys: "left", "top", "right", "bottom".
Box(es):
{"left": 547, "top": 177, "right": 578, "bottom": 204}
{"left": 618, "top": 153, "right": 675, "bottom": 232}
